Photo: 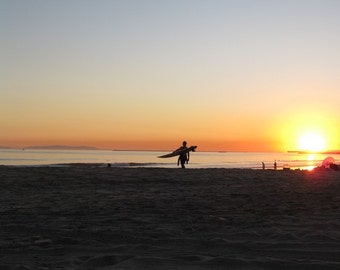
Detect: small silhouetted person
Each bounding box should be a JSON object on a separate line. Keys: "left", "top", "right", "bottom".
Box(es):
{"left": 274, "top": 160, "right": 277, "bottom": 170}
{"left": 262, "top": 162, "right": 265, "bottom": 170}
{"left": 177, "top": 141, "right": 189, "bottom": 168}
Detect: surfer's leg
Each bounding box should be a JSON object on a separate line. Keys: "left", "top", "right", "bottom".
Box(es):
{"left": 180, "top": 157, "right": 186, "bottom": 168}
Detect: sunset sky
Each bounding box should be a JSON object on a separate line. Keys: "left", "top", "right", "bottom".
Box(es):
{"left": 1, "top": 0, "right": 340, "bottom": 151}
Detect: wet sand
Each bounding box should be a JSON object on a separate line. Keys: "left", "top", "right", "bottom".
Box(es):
{"left": 0, "top": 166, "right": 339, "bottom": 269}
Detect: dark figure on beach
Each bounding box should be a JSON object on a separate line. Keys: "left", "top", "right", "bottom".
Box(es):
{"left": 262, "top": 162, "right": 265, "bottom": 170}
{"left": 177, "top": 141, "right": 189, "bottom": 168}
{"left": 330, "top": 163, "right": 339, "bottom": 171}
{"left": 274, "top": 160, "right": 277, "bottom": 170}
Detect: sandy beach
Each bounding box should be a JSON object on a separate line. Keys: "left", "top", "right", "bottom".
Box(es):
{"left": 0, "top": 166, "right": 339, "bottom": 270}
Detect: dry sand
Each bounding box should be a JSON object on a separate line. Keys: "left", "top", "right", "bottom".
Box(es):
{"left": 0, "top": 166, "right": 339, "bottom": 270}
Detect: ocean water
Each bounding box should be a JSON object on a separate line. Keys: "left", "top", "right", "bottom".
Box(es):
{"left": 0, "top": 149, "right": 338, "bottom": 170}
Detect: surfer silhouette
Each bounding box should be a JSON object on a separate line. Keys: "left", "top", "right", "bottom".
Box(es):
{"left": 177, "top": 141, "right": 189, "bottom": 168}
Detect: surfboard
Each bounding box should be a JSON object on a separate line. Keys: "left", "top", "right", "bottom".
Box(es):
{"left": 158, "top": 146, "right": 197, "bottom": 158}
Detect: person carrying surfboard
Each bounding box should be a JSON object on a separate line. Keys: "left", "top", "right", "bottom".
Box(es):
{"left": 177, "top": 141, "right": 190, "bottom": 168}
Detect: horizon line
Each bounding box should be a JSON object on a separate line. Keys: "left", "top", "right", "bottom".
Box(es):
{"left": 1, "top": 145, "right": 340, "bottom": 154}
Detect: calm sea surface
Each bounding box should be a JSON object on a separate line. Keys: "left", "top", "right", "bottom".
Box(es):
{"left": 1, "top": 149, "right": 338, "bottom": 170}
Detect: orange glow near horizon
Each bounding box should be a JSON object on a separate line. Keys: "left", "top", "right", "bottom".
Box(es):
{"left": 297, "top": 131, "right": 326, "bottom": 152}
{"left": 1, "top": 137, "right": 280, "bottom": 152}
{"left": 0, "top": 135, "right": 337, "bottom": 152}
{"left": 277, "top": 110, "right": 339, "bottom": 153}
{"left": 1, "top": 108, "right": 338, "bottom": 152}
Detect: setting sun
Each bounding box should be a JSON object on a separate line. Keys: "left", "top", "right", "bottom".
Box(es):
{"left": 297, "top": 132, "right": 326, "bottom": 152}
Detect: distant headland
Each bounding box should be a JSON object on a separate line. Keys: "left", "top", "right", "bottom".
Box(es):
{"left": 24, "top": 145, "right": 101, "bottom": 150}
{"left": 0, "top": 145, "right": 101, "bottom": 151}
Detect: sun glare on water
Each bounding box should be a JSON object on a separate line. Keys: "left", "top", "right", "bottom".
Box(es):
{"left": 298, "top": 132, "right": 326, "bottom": 152}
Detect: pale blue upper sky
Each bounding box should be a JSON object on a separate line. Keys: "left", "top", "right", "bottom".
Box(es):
{"left": 1, "top": 0, "right": 340, "bottom": 150}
